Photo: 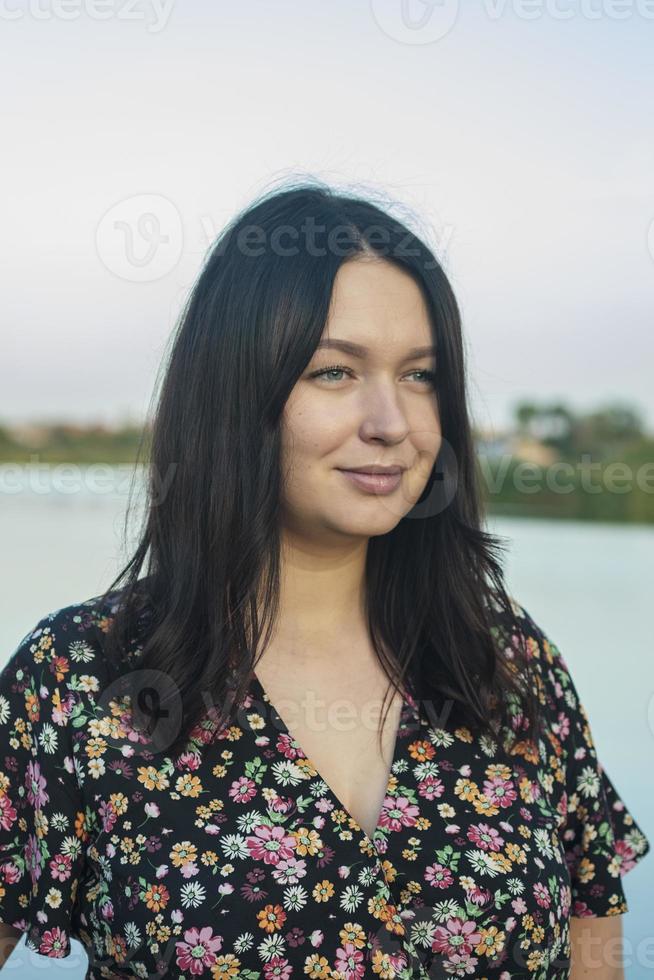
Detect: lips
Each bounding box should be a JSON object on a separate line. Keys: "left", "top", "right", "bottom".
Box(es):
{"left": 338, "top": 465, "right": 405, "bottom": 475}
{"left": 337, "top": 468, "right": 404, "bottom": 495}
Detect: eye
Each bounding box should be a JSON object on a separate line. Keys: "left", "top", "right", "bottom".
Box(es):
{"left": 309, "top": 365, "right": 437, "bottom": 386}
{"left": 309, "top": 364, "right": 354, "bottom": 383}
{"left": 409, "top": 369, "right": 437, "bottom": 386}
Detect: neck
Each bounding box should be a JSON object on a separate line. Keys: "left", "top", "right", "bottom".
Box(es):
{"left": 256, "top": 529, "right": 370, "bottom": 659}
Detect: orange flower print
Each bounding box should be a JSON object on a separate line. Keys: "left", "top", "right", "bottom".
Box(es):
{"left": 256, "top": 903, "right": 286, "bottom": 933}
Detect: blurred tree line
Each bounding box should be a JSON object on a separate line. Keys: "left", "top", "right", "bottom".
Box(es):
{"left": 481, "top": 401, "right": 654, "bottom": 524}
{"left": 0, "top": 421, "right": 151, "bottom": 464}
{"left": 0, "top": 402, "right": 652, "bottom": 523}
{"left": 513, "top": 401, "right": 646, "bottom": 460}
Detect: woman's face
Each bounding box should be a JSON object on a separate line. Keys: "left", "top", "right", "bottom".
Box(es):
{"left": 280, "top": 258, "right": 442, "bottom": 541}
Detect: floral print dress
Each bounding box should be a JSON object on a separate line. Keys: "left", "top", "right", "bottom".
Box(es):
{"left": 0, "top": 591, "right": 649, "bottom": 979}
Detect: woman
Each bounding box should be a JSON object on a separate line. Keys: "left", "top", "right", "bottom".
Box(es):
{"left": 0, "top": 182, "right": 649, "bottom": 979}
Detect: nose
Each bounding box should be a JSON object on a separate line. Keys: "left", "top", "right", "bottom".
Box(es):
{"left": 356, "top": 383, "right": 412, "bottom": 445}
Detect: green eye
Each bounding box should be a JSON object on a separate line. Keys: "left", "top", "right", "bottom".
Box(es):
{"left": 310, "top": 365, "right": 436, "bottom": 386}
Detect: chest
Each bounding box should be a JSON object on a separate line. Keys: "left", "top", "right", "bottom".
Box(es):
{"left": 251, "top": 660, "right": 405, "bottom": 839}
{"left": 77, "top": 669, "right": 572, "bottom": 979}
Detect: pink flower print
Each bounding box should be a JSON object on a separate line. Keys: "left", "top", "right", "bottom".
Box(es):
{"left": 99, "top": 799, "right": 118, "bottom": 833}
{"left": 467, "top": 822, "right": 504, "bottom": 851}
{"left": 246, "top": 825, "right": 296, "bottom": 865}
{"left": 268, "top": 795, "right": 295, "bottom": 816}
{"left": 405, "top": 689, "right": 419, "bottom": 712}
{"left": 100, "top": 898, "right": 115, "bottom": 921}
{"left": 263, "top": 956, "right": 293, "bottom": 978}
{"left": 559, "top": 884, "right": 572, "bottom": 919}
{"left": 483, "top": 776, "right": 517, "bottom": 808}
{"left": 38, "top": 926, "right": 68, "bottom": 958}
{"left": 444, "top": 951, "right": 479, "bottom": 975}
{"left": 572, "top": 900, "right": 593, "bottom": 917}
{"left": 175, "top": 925, "right": 223, "bottom": 973}
{"left": 0, "top": 860, "right": 20, "bottom": 885}
{"left": 180, "top": 861, "right": 200, "bottom": 879}
{"left": 189, "top": 719, "right": 217, "bottom": 746}
{"left": 25, "top": 834, "right": 43, "bottom": 885}
{"left": 0, "top": 794, "right": 17, "bottom": 831}
{"left": 613, "top": 839, "right": 638, "bottom": 874}
{"left": 26, "top": 760, "right": 49, "bottom": 809}
{"left": 276, "top": 731, "right": 303, "bottom": 760}
{"left": 377, "top": 796, "right": 420, "bottom": 834}
{"left": 533, "top": 882, "right": 551, "bottom": 908}
{"left": 556, "top": 711, "right": 570, "bottom": 738}
{"left": 270, "top": 855, "right": 307, "bottom": 884}
{"left": 511, "top": 897, "right": 527, "bottom": 914}
{"left": 229, "top": 776, "right": 257, "bottom": 804}
{"left": 52, "top": 691, "right": 75, "bottom": 725}
{"left": 467, "top": 885, "right": 493, "bottom": 907}
{"left": 425, "top": 863, "right": 453, "bottom": 889}
{"left": 432, "top": 917, "right": 482, "bottom": 958}
{"left": 335, "top": 941, "right": 366, "bottom": 978}
{"left": 49, "top": 852, "right": 73, "bottom": 882}
{"left": 559, "top": 791, "right": 569, "bottom": 820}
{"left": 418, "top": 775, "right": 445, "bottom": 800}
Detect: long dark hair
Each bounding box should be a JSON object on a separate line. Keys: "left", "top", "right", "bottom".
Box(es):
{"left": 98, "top": 178, "right": 542, "bottom": 763}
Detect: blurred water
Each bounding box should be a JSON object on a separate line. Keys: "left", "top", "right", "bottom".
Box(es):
{"left": 0, "top": 469, "right": 652, "bottom": 978}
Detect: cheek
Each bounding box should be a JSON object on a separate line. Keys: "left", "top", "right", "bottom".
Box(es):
{"left": 406, "top": 424, "right": 442, "bottom": 498}
{"left": 279, "top": 427, "right": 332, "bottom": 505}
{"left": 410, "top": 406, "right": 442, "bottom": 459}
{"left": 282, "top": 402, "right": 350, "bottom": 465}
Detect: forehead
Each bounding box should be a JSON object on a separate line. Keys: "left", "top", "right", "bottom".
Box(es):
{"left": 325, "top": 259, "right": 433, "bottom": 353}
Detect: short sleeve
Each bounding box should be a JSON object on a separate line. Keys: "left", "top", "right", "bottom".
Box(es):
{"left": 514, "top": 602, "right": 651, "bottom": 918}
{"left": 0, "top": 613, "right": 88, "bottom": 958}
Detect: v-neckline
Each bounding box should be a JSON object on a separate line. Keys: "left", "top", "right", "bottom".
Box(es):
{"left": 248, "top": 670, "right": 419, "bottom": 850}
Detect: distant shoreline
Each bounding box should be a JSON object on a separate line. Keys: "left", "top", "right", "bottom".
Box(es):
{"left": 2, "top": 412, "right": 653, "bottom": 524}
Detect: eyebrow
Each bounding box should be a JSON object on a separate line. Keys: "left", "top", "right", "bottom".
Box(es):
{"left": 315, "top": 339, "right": 436, "bottom": 362}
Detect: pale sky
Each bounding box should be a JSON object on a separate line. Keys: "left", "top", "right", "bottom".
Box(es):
{"left": 2, "top": 0, "right": 653, "bottom": 434}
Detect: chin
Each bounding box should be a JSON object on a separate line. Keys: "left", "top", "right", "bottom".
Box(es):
{"left": 328, "top": 511, "right": 404, "bottom": 538}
